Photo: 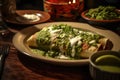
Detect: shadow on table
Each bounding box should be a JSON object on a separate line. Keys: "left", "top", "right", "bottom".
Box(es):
{"left": 17, "top": 52, "right": 92, "bottom": 80}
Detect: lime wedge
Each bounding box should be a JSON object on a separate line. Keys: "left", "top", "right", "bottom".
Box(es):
{"left": 95, "top": 55, "right": 120, "bottom": 66}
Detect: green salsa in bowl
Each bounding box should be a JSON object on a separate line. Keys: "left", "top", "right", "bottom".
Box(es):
{"left": 89, "top": 50, "right": 120, "bottom": 80}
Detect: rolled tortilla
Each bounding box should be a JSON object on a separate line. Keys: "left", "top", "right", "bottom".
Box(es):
{"left": 79, "top": 44, "right": 102, "bottom": 58}
{"left": 99, "top": 38, "right": 113, "bottom": 50}
{"left": 27, "top": 32, "right": 38, "bottom": 47}
{"left": 26, "top": 25, "right": 113, "bottom": 59}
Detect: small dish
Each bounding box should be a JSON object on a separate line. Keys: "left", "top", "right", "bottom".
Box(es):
{"left": 81, "top": 10, "right": 120, "bottom": 26}
{"left": 89, "top": 50, "right": 120, "bottom": 80}
{"left": 4, "top": 10, "right": 50, "bottom": 25}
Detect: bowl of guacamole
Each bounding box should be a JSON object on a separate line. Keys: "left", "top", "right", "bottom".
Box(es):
{"left": 81, "top": 6, "right": 120, "bottom": 26}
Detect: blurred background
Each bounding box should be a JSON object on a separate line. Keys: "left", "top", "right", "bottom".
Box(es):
{"left": 16, "top": 0, "right": 120, "bottom": 10}
{"left": 16, "top": 0, "right": 44, "bottom": 10}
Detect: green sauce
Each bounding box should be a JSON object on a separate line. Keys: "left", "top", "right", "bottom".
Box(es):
{"left": 85, "top": 6, "right": 120, "bottom": 20}
{"left": 98, "top": 65, "right": 120, "bottom": 73}
{"left": 31, "top": 49, "right": 45, "bottom": 56}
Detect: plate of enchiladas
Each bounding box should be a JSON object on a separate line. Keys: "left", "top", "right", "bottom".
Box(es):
{"left": 12, "top": 22, "right": 120, "bottom": 66}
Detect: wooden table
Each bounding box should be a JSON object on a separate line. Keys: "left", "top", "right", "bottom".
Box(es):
{"left": 0, "top": 19, "right": 120, "bottom": 80}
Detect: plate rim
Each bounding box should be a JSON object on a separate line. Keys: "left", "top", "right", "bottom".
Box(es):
{"left": 12, "top": 22, "right": 120, "bottom": 66}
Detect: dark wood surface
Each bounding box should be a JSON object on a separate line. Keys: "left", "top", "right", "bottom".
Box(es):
{"left": 1, "top": 48, "right": 92, "bottom": 80}
{"left": 0, "top": 19, "right": 120, "bottom": 80}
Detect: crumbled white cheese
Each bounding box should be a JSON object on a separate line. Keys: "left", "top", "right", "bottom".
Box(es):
{"left": 89, "top": 40, "right": 96, "bottom": 44}
{"left": 50, "top": 29, "right": 62, "bottom": 40}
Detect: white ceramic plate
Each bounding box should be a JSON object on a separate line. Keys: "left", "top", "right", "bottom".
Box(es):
{"left": 12, "top": 22, "right": 120, "bottom": 66}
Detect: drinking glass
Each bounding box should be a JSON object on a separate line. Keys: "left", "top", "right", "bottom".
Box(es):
{"left": 0, "top": 0, "right": 10, "bottom": 41}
